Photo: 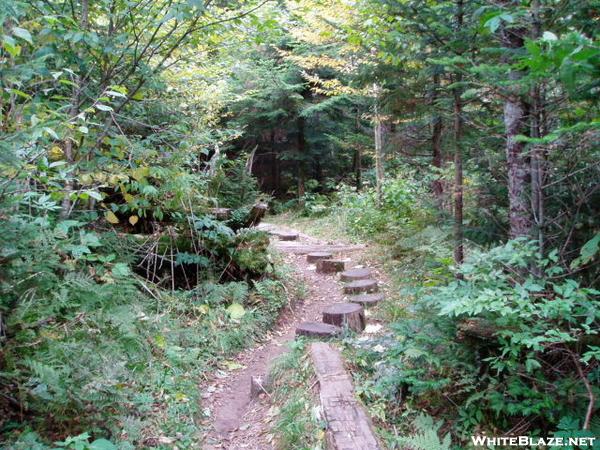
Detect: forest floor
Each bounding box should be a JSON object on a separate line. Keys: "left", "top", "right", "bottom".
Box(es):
{"left": 200, "top": 221, "right": 379, "bottom": 449}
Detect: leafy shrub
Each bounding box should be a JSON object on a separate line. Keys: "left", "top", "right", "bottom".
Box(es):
{"left": 0, "top": 201, "right": 288, "bottom": 447}
{"left": 371, "top": 239, "right": 600, "bottom": 441}
{"left": 334, "top": 178, "right": 425, "bottom": 239}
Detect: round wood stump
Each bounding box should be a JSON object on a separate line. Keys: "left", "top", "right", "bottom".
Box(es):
{"left": 340, "top": 268, "right": 372, "bottom": 282}
{"left": 245, "top": 202, "right": 268, "bottom": 227}
{"left": 343, "top": 279, "right": 378, "bottom": 294}
{"left": 278, "top": 231, "right": 299, "bottom": 241}
{"left": 347, "top": 293, "right": 384, "bottom": 307}
{"left": 306, "top": 252, "right": 333, "bottom": 263}
{"left": 210, "top": 207, "right": 231, "bottom": 220}
{"left": 322, "top": 303, "right": 366, "bottom": 332}
{"left": 296, "top": 322, "right": 341, "bottom": 338}
{"left": 316, "top": 259, "right": 346, "bottom": 273}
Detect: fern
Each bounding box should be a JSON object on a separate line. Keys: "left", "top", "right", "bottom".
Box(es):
{"left": 394, "top": 414, "right": 452, "bottom": 450}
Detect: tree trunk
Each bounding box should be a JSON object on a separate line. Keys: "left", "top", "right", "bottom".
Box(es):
{"left": 453, "top": 0, "right": 464, "bottom": 266}
{"left": 501, "top": 19, "right": 532, "bottom": 239}
{"left": 373, "top": 83, "right": 385, "bottom": 207}
{"left": 355, "top": 110, "right": 363, "bottom": 191}
{"left": 60, "top": 0, "right": 89, "bottom": 219}
{"left": 297, "top": 116, "right": 306, "bottom": 205}
{"left": 530, "top": 0, "right": 544, "bottom": 253}
{"left": 431, "top": 72, "right": 444, "bottom": 202}
{"left": 354, "top": 146, "right": 362, "bottom": 191}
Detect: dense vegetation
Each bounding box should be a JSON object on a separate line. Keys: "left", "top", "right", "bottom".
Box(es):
{"left": 1, "top": 0, "right": 599, "bottom": 448}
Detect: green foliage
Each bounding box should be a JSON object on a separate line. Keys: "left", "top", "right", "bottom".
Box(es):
{"left": 393, "top": 415, "right": 451, "bottom": 450}
{"left": 270, "top": 340, "right": 326, "bottom": 450}
{"left": 369, "top": 240, "right": 599, "bottom": 442}
{"left": 335, "top": 177, "right": 425, "bottom": 239}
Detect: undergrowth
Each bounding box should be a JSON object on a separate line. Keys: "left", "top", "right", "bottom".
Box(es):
{"left": 269, "top": 339, "right": 326, "bottom": 450}
{"left": 0, "top": 213, "right": 295, "bottom": 449}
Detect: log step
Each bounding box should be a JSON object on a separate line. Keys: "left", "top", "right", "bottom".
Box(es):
{"left": 322, "top": 303, "right": 366, "bottom": 332}
{"left": 316, "top": 259, "right": 346, "bottom": 273}
{"left": 343, "top": 279, "right": 378, "bottom": 294}
{"left": 347, "top": 293, "right": 384, "bottom": 307}
{"left": 310, "top": 343, "right": 382, "bottom": 449}
{"left": 277, "top": 231, "right": 299, "bottom": 241}
{"left": 306, "top": 251, "right": 333, "bottom": 263}
{"left": 340, "top": 268, "right": 372, "bottom": 282}
{"left": 296, "top": 322, "right": 341, "bottom": 338}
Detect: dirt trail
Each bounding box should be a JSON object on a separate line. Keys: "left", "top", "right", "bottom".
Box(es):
{"left": 201, "top": 223, "right": 365, "bottom": 449}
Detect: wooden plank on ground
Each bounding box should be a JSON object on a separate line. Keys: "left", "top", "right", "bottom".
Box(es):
{"left": 310, "top": 342, "right": 382, "bottom": 450}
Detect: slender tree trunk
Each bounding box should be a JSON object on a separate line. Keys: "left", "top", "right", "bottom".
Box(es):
{"left": 453, "top": 0, "right": 464, "bottom": 266}
{"left": 430, "top": 72, "right": 444, "bottom": 203}
{"left": 373, "top": 83, "right": 385, "bottom": 207}
{"left": 355, "top": 110, "right": 363, "bottom": 191}
{"left": 354, "top": 147, "right": 362, "bottom": 191}
{"left": 60, "top": 0, "right": 89, "bottom": 218}
{"left": 297, "top": 116, "right": 306, "bottom": 206}
{"left": 500, "top": 8, "right": 532, "bottom": 239}
{"left": 530, "top": 0, "right": 544, "bottom": 253}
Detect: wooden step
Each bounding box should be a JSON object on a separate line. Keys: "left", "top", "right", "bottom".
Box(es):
{"left": 277, "top": 231, "right": 299, "bottom": 241}
{"left": 343, "top": 279, "right": 378, "bottom": 294}
{"left": 306, "top": 251, "right": 333, "bottom": 263}
{"left": 296, "top": 322, "right": 341, "bottom": 338}
{"left": 316, "top": 259, "right": 346, "bottom": 273}
{"left": 347, "top": 293, "right": 384, "bottom": 307}
{"left": 310, "top": 343, "right": 382, "bottom": 449}
{"left": 340, "top": 268, "right": 372, "bottom": 282}
{"left": 322, "top": 303, "right": 365, "bottom": 332}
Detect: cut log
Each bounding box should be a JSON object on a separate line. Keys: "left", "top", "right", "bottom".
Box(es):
{"left": 457, "top": 318, "right": 498, "bottom": 341}
{"left": 348, "top": 293, "right": 384, "bottom": 307}
{"left": 310, "top": 342, "right": 382, "bottom": 450}
{"left": 343, "top": 279, "right": 378, "bottom": 295}
{"left": 322, "top": 303, "right": 366, "bottom": 332}
{"left": 244, "top": 202, "right": 268, "bottom": 228}
{"left": 340, "top": 268, "right": 372, "bottom": 282}
{"left": 250, "top": 374, "right": 271, "bottom": 399}
{"left": 296, "top": 322, "right": 341, "bottom": 338}
{"left": 316, "top": 259, "right": 345, "bottom": 273}
{"left": 277, "top": 231, "right": 299, "bottom": 241}
{"left": 209, "top": 207, "right": 231, "bottom": 220}
{"left": 306, "top": 251, "right": 333, "bottom": 263}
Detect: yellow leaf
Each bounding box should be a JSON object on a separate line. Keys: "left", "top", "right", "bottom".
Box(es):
{"left": 123, "top": 193, "right": 135, "bottom": 203}
{"left": 128, "top": 215, "right": 139, "bottom": 225}
{"left": 49, "top": 145, "right": 64, "bottom": 161}
{"left": 105, "top": 210, "right": 119, "bottom": 224}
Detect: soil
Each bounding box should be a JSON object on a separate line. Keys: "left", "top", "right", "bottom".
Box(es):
{"left": 200, "top": 223, "right": 366, "bottom": 449}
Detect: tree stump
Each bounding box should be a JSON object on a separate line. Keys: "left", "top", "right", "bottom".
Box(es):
{"left": 322, "top": 303, "right": 366, "bottom": 332}
{"left": 343, "top": 279, "right": 378, "bottom": 294}
{"left": 277, "top": 231, "right": 299, "bottom": 241}
{"left": 316, "top": 259, "right": 345, "bottom": 273}
{"left": 348, "top": 293, "right": 384, "bottom": 307}
{"left": 244, "top": 202, "right": 268, "bottom": 227}
{"left": 340, "top": 268, "right": 372, "bottom": 282}
{"left": 210, "top": 207, "right": 231, "bottom": 220}
{"left": 306, "top": 251, "right": 333, "bottom": 263}
{"left": 296, "top": 322, "right": 341, "bottom": 338}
